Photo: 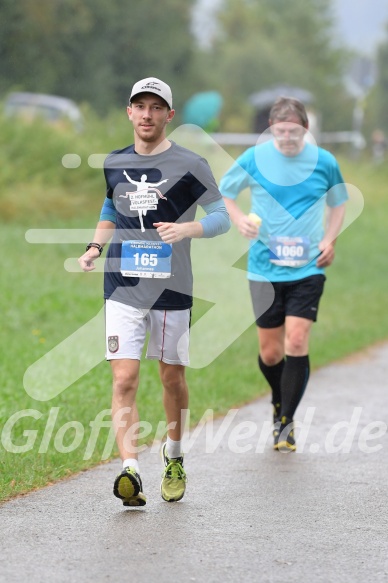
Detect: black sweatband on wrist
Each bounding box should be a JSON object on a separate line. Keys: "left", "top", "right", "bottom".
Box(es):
{"left": 86, "top": 242, "right": 103, "bottom": 256}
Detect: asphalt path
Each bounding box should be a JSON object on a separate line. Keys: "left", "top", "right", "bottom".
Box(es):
{"left": 1, "top": 343, "right": 388, "bottom": 583}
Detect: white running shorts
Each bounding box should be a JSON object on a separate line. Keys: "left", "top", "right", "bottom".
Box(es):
{"left": 105, "top": 299, "right": 191, "bottom": 365}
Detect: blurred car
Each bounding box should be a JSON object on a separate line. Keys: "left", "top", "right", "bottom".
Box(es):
{"left": 4, "top": 91, "right": 83, "bottom": 131}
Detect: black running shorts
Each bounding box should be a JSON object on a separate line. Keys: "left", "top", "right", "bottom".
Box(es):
{"left": 249, "top": 275, "right": 326, "bottom": 328}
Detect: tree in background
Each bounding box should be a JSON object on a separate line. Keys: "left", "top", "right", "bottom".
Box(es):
{"left": 360, "top": 23, "right": 388, "bottom": 153}
{"left": 0, "top": 0, "right": 197, "bottom": 114}
{"left": 375, "top": 27, "right": 388, "bottom": 133}
{"left": 196, "top": 0, "right": 353, "bottom": 131}
{"left": 0, "top": 0, "right": 357, "bottom": 131}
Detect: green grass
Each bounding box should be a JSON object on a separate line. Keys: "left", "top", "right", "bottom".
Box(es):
{"left": 0, "top": 114, "right": 387, "bottom": 502}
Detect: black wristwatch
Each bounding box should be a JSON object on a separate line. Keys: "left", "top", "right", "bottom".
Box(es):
{"left": 86, "top": 242, "right": 103, "bottom": 256}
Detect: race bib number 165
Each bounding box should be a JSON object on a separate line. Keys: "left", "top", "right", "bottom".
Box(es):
{"left": 120, "top": 240, "right": 172, "bottom": 278}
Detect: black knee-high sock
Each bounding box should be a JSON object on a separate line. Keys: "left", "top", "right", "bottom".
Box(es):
{"left": 280, "top": 355, "right": 310, "bottom": 420}
{"left": 258, "top": 354, "right": 285, "bottom": 414}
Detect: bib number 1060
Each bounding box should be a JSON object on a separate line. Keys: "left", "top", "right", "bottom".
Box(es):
{"left": 133, "top": 252, "right": 158, "bottom": 267}
{"left": 275, "top": 244, "right": 304, "bottom": 258}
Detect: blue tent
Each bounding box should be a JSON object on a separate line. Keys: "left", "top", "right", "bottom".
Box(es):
{"left": 182, "top": 91, "right": 223, "bottom": 129}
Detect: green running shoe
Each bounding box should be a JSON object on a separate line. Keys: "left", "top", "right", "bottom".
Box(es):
{"left": 113, "top": 467, "right": 147, "bottom": 506}
{"left": 160, "top": 443, "right": 187, "bottom": 502}
{"left": 274, "top": 416, "right": 296, "bottom": 452}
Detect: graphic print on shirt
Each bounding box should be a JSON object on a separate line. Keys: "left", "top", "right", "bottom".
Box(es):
{"left": 120, "top": 170, "right": 168, "bottom": 232}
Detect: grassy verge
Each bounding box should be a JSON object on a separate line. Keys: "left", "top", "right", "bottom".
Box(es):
{"left": 0, "top": 118, "right": 387, "bottom": 501}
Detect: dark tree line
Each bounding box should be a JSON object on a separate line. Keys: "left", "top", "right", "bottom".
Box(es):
{"left": 0, "top": 0, "right": 376, "bottom": 131}
{"left": 0, "top": 0, "right": 198, "bottom": 113}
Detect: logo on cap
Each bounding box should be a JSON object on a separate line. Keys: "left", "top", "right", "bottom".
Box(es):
{"left": 141, "top": 82, "right": 162, "bottom": 92}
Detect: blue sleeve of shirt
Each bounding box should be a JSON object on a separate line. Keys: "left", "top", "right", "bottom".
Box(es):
{"left": 326, "top": 156, "right": 349, "bottom": 207}
{"left": 219, "top": 149, "right": 253, "bottom": 199}
{"left": 99, "top": 197, "right": 117, "bottom": 223}
{"left": 199, "top": 199, "right": 231, "bottom": 238}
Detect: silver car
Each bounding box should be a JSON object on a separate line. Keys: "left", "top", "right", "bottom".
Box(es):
{"left": 4, "top": 92, "right": 83, "bottom": 131}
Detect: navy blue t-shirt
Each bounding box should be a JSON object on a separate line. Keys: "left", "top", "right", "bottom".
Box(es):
{"left": 103, "top": 141, "right": 223, "bottom": 310}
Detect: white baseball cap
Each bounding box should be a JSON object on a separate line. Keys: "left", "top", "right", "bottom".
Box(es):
{"left": 129, "top": 77, "right": 173, "bottom": 109}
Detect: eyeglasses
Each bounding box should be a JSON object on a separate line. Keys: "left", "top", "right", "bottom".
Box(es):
{"left": 271, "top": 123, "right": 306, "bottom": 141}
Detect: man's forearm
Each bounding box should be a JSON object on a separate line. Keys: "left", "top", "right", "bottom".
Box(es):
{"left": 90, "top": 220, "right": 116, "bottom": 248}
{"left": 324, "top": 204, "right": 346, "bottom": 245}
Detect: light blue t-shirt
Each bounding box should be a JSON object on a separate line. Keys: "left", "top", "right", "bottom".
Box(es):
{"left": 220, "top": 140, "right": 348, "bottom": 282}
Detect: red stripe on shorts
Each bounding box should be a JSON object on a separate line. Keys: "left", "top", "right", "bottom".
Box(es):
{"left": 161, "top": 310, "right": 167, "bottom": 359}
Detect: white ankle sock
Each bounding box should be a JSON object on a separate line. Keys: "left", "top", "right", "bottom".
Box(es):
{"left": 122, "top": 458, "right": 140, "bottom": 474}
{"left": 166, "top": 437, "right": 182, "bottom": 459}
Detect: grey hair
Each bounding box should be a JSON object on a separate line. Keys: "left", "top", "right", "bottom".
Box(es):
{"left": 269, "top": 97, "right": 308, "bottom": 127}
